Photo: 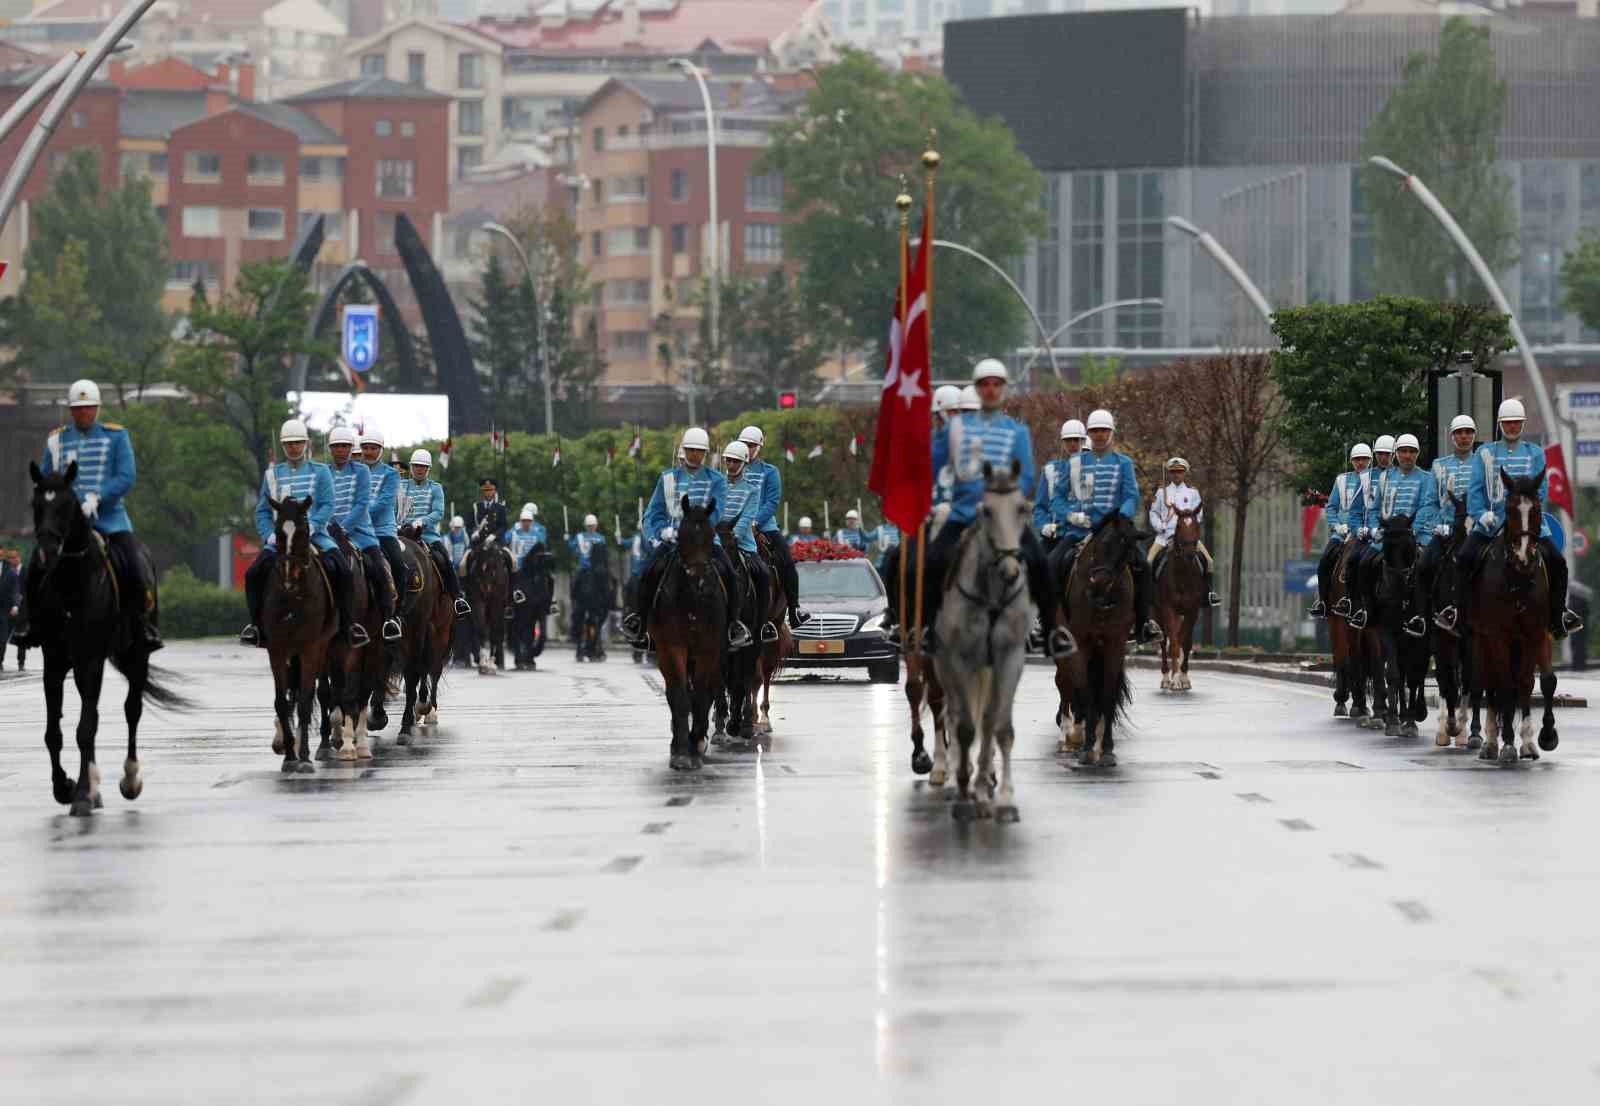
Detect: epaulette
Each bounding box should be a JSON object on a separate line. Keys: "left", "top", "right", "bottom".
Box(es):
{"left": 100, "top": 422, "right": 124, "bottom": 431}
{"left": 53, "top": 424, "right": 68, "bottom": 434}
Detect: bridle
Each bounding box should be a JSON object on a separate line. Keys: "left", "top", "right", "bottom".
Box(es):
{"left": 955, "top": 502, "right": 1027, "bottom": 665}
{"left": 274, "top": 518, "right": 312, "bottom": 601}
{"left": 1083, "top": 520, "right": 1133, "bottom": 609}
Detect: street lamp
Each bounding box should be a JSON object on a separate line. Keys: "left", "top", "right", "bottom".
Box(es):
{"left": 478, "top": 221, "right": 554, "bottom": 437}
{"left": 1368, "top": 153, "right": 1577, "bottom": 583}
{"left": 910, "top": 236, "right": 1059, "bottom": 379}
{"left": 1166, "top": 215, "right": 1274, "bottom": 333}
{"left": 670, "top": 57, "right": 717, "bottom": 426}
{"left": 1021, "top": 297, "right": 1164, "bottom": 373}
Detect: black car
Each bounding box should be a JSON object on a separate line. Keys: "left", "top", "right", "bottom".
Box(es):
{"left": 787, "top": 559, "right": 899, "bottom": 683}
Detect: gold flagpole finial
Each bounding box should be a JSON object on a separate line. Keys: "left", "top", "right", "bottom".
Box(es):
{"left": 922, "top": 130, "right": 940, "bottom": 175}
{"left": 895, "top": 174, "right": 913, "bottom": 221}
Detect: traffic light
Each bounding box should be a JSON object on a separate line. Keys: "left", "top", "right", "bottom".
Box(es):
{"left": 778, "top": 390, "right": 798, "bottom": 409}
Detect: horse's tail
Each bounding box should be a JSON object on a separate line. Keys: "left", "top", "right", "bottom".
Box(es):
{"left": 114, "top": 656, "right": 196, "bottom": 711}
{"left": 1111, "top": 665, "right": 1133, "bottom": 728}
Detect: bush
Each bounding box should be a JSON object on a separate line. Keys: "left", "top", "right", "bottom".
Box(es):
{"left": 160, "top": 565, "right": 246, "bottom": 639}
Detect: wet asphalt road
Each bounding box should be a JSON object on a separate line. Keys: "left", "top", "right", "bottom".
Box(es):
{"left": 3, "top": 642, "right": 1600, "bottom": 1105}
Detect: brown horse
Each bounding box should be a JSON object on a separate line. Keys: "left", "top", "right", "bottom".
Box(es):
{"left": 264, "top": 497, "right": 338, "bottom": 774}
{"left": 1065, "top": 512, "right": 1146, "bottom": 767}
{"left": 651, "top": 498, "right": 727, "bottom": 770}
{"left": 316, "top": 533, "right": 385, "bottom": 762}
{"left": 1431, "top": 491, "right": 1481, "bottom": 749}
{"left": 464, "top": 519, "right": 509, "bottom": 674}
{"left": 1327, "top": 538, "right": 1382, "bottom": 725}
{"left": 891, "top": 526, "right": 948, "bottom": 778}
{"left": 1473, "top": 470, "right": 1559, "bottom": 764}
{"left": 394, "top": 531, "right": 454, "bottom": 742}
{"left": 752, "top": 531, "right": 791, "bottom": 744}
{"left": 1155, "top": 507, "right": 1204, "bottom": 693}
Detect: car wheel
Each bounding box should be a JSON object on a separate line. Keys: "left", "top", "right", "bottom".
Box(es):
{"left": 869, "top": 659, "right": 899, "bottom": 684}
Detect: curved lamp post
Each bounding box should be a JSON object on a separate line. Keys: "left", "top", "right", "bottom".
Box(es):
{"left": 1166, "top": 215, "right": 1274, "bottom": 332}
{"left": 910, "top": 236, "right": 1058, "bottom": 379}
{"left": 669, "top": 57, "right": 716, "bottom": 425}
{"left": 1020, "top": 297, "right": 1164, "bottom": 373}
{"left": 0, "top": 50, "right": 87, "bottom": 149}
{"left": 478, "top": 220, "right": 554, "bottom": 436}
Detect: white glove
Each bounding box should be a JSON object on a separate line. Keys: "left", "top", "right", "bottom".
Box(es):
{"left": 81, "top": 493, "right": 100, "bottom": 519}
{"left": 1067, "top": 512, "right": 1091, "bottom": 528}
{"left": 1358, "top": 527, "right": 1371, "bottom": 540}
{"left": 1333, "top": 523, "right": 1349, "bottom": 537}
{"left": 659, "top": 527, "right": 677, "bottom": 543}
{"left": 1041, "top": 522, "right": 1058, "bottom": 538}
{"left": 1479, "top": 511, "right": 1497, "bottom": 528}
{"left": 1433, "top": 524, "right": 1451, "bottom": 538}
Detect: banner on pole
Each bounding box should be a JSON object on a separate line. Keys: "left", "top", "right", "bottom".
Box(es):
{"left": 341, "top": 304, "right": 379, "bottom": 374}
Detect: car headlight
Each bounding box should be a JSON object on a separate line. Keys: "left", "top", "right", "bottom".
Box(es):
{"left": 860, "top": 613, "right": 885, "bottom": 634}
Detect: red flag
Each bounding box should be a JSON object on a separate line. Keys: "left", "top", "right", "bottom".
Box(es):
{"left": 807, "top": 440, "right": 824, "bottom": 460}
{"left": 784, "top": 443, "right": 796, "bottom": 464}
{"left": 849, "top": 433, "right": 862, "bottom": 457}
{"left": 1301, "top": 505, "right": 1323, "bottom": 555}
{"left": 1546, "top": 444, "right": 1575, "bottom": 514}
{"left": 439, "top": 437, "right": 452, "bottom": 470}
{"left": 627, "top": 431, "right": 642, "bottom": 458}
{"left": 867, "top": 210, "right": 932, "bottom": 532}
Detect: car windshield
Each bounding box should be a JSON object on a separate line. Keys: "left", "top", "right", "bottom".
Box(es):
{"left": 798, "top": 561, "right": 883, "bottom": 600}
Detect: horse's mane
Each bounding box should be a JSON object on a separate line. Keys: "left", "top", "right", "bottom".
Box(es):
{"left": 1091, "top": 510, "right": 1129, "bottom": 536}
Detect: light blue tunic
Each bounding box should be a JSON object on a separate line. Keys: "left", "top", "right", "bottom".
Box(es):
{"left": 42, "top": 422, "right": 137, "bottom": 534}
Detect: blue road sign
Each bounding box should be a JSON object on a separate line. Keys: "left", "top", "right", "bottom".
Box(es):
{"left": 1283, "top": 557, "right": 1320, "bottom": 593}
{"left": 1547, "top": 512, "right": 1566, "bottom": 554}
{"left": 342, "top": 304, "right": 379, "bottom": 374}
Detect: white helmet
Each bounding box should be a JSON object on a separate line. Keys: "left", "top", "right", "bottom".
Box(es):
{"left": 1374, "top": 434, "right": 1396, "bottom": 454}
{"left": 1350, "top": 443, "right": 1373, "bottom": 461}
{"left": 958, "top": 385, "right": 980, "bottom": 411}
{"left": 1086, "top": 408, "right": 1115, "bottom": 432}
{"left": 584, "top": 513, "right": 598, "bottom": 527}
{"left": 409, "top": 449, "right": 432, "bottom": 468}
{"left": 450, "top": 515, "right": 464, "bottom": 528}
{"left": 1394, "top": 433, "right": 1420, "bottom": 452}
{"left": 681, "top": 427, "right": 710, "bottom": 452}
{"left": 519, "top": 507, "right": 535, "bottom": 521}
{"left": 1498, "top": 398, "right": 1527, "bottom": 423}
{"left": 1450, "top": 414, "right": 1478, "bottom": 434}
{"left": 738, "top": 425, "right": 764, "bottom": 447}
{"left": 1060, "top": 418, "right": 1087, "bottom": 441}
{"left": 933, "top": 384, "right": 963, "bottom": 415}
{"left": 279, "top": 418, "right": 309, "bottom": 443}
{"left": 723, "top": 440, "right": 750, "bottom": 463}
{"left": 798, "top": 516, "right": 813, "bottom": 529}
{"left": 845, "top": 509, "right": 860, "bottom": 522}
{"left": 1166, "top": 456, "right": 1190, "bottom": 471}
{"left": 359, "top": 423, "right": 385, "bottom": 447}
{"left": 525, "top": 502, "right": 538, "bottom": 517}
{"left": 67, "top": 378, "right": 101, "bottom": 407}
{"left": 327, "top": 425, "right": 356, "bottom": 448}
{"left": 972, "top": 358, "right": 1008, "bottom": 383}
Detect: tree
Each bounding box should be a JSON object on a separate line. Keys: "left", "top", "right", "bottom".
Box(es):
{"left": 1360, "top": 17, "right": 1516, "bottom": 300}
{"left": 1, "top": 237, "right": 104, "bottom": 388}
{"left": 1560, "top": 231, "right": 1600, "bottom": 331}
{"left": 115, "top": 400, "right": 251, "bottom": 571}
{"left": 1270, "top": 296, "right": 1512, "bottom": 493}
{"left": 764, "top": 49, "right": 1044, "bottom": 371}
{"left": 468, "top": 251, "right": 531, "bottom": 419}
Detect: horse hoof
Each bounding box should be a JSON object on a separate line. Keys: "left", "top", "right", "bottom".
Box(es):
{"left": 1520, "top": 744, "right": 1540, "bottom": 760}
{"left": 295, "top": 761, "right": 316, "bottom": 774}
{"left": 92, "top": 793, "right": 104, "bottom": 810}
{"left": 951, "top": 800, "right": 977, "bottom": 823}
{"left": 911, "top": 750, "right": 933, "bottom": 775}
{"left": 337, "top": 745, "right": 357, "bottom": 762}
{"left": 1539, "top": 729, "right": 1558, "bottom": 752}
{"left": 1077, "top": 749, "right": 1098, "bottom": 767}
{"left": 1099, "top": 751, "right": 1118, "bottom": 768}
{"left": 271, "top": 735, "right": 285, "bottom": 755}
{"left": 1401, "top": 721, "right": 1419, "bottom": 739}
{"left": 119, "top": 776, "right": 142, "bottom": 801}
{"left": 315, "top": 744, "right": 331, "bottom": 762}
{"left": 928, "top": 768, "right": 947, "bottom": 788}
{"left": 396, "top": 732, "right": 412, "bottom": 746}
{"left": 354, "top": 742, "right": 373, "bottom": 760}
{"left": 70, "top": 798, "right": 94, "bottom": 817}
{"left": 1497, "top": 744, "right": 1519, "bottom": 765}
{"left": 1435, "top": 730, "right": 1451, "bottom": 747}
{"left": 995, "top": 804, "right": 1020, "bottom": 823}
{"left": 53, "top": 777, "right": 75, "bottom": 805}
{"left": 1384, "top": 720, "right": 1401, "bottom": 737}
{"left": 1466, "top": 735, "right": 1484, "bottom": 752}
{"left": 669, "top": 754, "right": 698, "bottom": 771}
{"left": 369, "top": 709, "right": 388, "bottom": 731}
{"left": 1333, "top": 702, "right": 1349, "bottom": 718}
{"left": 280, "top": 761, "right": 298, "bottom": 774}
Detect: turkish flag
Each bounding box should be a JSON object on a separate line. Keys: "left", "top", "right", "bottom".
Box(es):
{"left": 1546, "top": 443, "right": 1575, "bottom": 514}
{"left": 1301, "top": 505, "right": 1324, "bottom": 555}
{"left": 867, "top": 210, "right": 932, "bottom": 533}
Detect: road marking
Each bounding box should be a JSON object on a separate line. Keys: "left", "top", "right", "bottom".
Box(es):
{"left": 1332, "top": 852, "right": 1385, "bottom": 870}
{"left": 665, "top": 795, "right": 693, "bottom": 807}
{"left": 212, "top": 774, "right": 246, "bottom": 789}
{"left": 1235, "top": 792, "right": 1272, "bottom": 804}
{"left": 343, "top": 1072, "right": 423, "bottom": 1106}
{"left": 1195, "top": 770, "right": 1222, "bottom": 779}
{"left": 641, "top": 822, "right": 672, "bottom": 834}
{"left": 542, "top": 908, "right": 585, "bottom": 932}
{"left": 780, "top": 764, "right": 798, "bottom": 775}
{"left": 604, "top": 855, "right": 642, "bottom": 873}
{"left": 463, "top": 976, "right": 525, "bottom": 1009}
{"left": 1279, "top": 818, "right": 1315, "bottom": 831}
{"left": 1393, "top": 899, "right": 1433, "bottom": 923}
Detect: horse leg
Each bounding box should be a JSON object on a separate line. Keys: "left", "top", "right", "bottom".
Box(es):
{"left": 906, "top": 664, "right": 933, "bottom": 776}
{"left": 43, "top": 647, "right": 74, "bottom": 805}
{"left": 397, "top": 665, "right": 419, "bottom": 744}
{"left": 1099, "top": 659, "right": 1122, "bottom": 768}
{"left": 118, "top": 647, "right": 147, "bottom": 800}
{"left": 690, "top": 679, "right": 714, "bottom": 767}
{"left": 294, "top": 658, "right": 317, "bottom": 773}
{"left": 1053, "top": 659, "right": 1077, "bottom": 754}
{"left": 949, "top": 695, "right": 978, "bottom": 822}
{"left": 1538, "top": 664, "right": 1559, "bottom": 751}
{"left": 973, "top": 671, "right": 1000, "bottom": 817}
{"left": 1159, "top": 616, "right": 1172, "bottom": 690}
{"left": 315, "top": 673, "right": 335, "bottom": 761}
{"left": 1436, "top": 649, "right": 1458, "bottom": 746}
{"left": 992, "top": 663, "right": 1021, "bottom": 823}
{"left": 68, "top": 659, "right": 105, "bottom": 815}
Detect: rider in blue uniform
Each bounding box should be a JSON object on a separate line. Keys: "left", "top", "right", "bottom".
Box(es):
{"left": 359, "top": 423, "right": 410, "bottom": 627}
{"left": 721, "top": 440, "right": 777, "bottom": 642}
{"left": 1054, "top": 407, "right": 1162, "bottom": 646}
{"left": 1310, "top": 442, "right": 1372, "bottom": 620}
{"left": 788, "top": 518, "right": 821, "bottom": 547}
{"left": 505, "top": 506, "right": 547, "bottom": 606}
{"left": 835, "top": 510, "right": 868, "bottom": 551}
{"left": 1413, "top": 414, "right": 1477, "bottom": 633}
{"left": 1436, "top": 399, "right": 1583, "bottom": 639}
{"left": 568, "top": 515, "right": 608, "bottom": 569}
{"left": 736, "top": 424, "right": 809, "bottom": 628}
{"left": 240, "top": 418, "right": 367, "bottom": 648}
{"left": 1034, "top": 418, "right": 1088, "bottom": 545}
{"left": 327, "top": 425, "right": 401, "bottom": 642}
{"left": 17, "top": 378, "right": 161, "bottom": 649}
{"left": 446, "top": 516, "right": 469, "bottom": 569}
{"left": 620, "top": 427, "right": 750, "bottom": 648}
{"left": 398, "top": 449, "right": 471, "bottom": 619}
{"left": 1346, "top": 433, "right": 1436, "bottom": 633}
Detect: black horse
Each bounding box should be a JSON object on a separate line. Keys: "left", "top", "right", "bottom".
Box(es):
{"left": 512, "top": 549, "right": 554, "bottom": 670}
{"left": 1430, "top": 492, "right": 1481, "bottom": 749}
{"left": 651, "top": 499, "right": 727, "bottom": 770}
{"left": 572, "top": 559, "right": 613, "bottom": 662}
{"left": 1375, "top": 515, "right": 1429, "bottom": 738}
{"left": 27, "top": 461, "right": 188, "bottom": 814}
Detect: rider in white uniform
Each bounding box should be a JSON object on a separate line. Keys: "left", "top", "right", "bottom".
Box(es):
{"left": 1146, "top": 457, "right": 1221, "bottom": 608}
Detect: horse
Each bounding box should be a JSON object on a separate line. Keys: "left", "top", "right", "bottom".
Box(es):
{"left": 650, "top": 498, "right": 727, "bottom": 771}
{"left": 753, "top": 531, "right": 791, "bottom": 739}
{"left": 394, "top": 529, "right": 454, "bottom": 742}
{"left": 1431, "top": 492, "right": 1482, "bottom": 749}
{"left": 1471, "top": 470, "right": 1559, "bottom": 764}
{"left": 1374, "top": 515, "right": 1429, "bottom": 738}
{"left": 263, "top": 496, "right": 338, "bottom": 774}
{"left": 890, "top": 526, "right": 948, "bottom": 779}
{"left": 1154, "top": 507, "right": 1204, "bottom": 693}
{"left": 315, "top": 530, "right": 385, "bottom": 762}
{"left": 572, "top": 559, "right": 613, "bottom": 663}
{"left": 711, "top": 523, "right": 763, "bottom": 745}
{"left": 1065, "top": 510, "right": 1149, "bottom": 768}
{"left": 513, "top": 549, "right": 554, "bottom": 670}
{"left": 932, "top": 459, "right": 1033, "bottom": 821}
{"left": 464, "top": 520, "right": 510, "bottom": 674}
{"left": 27, "top": 460, "right": 188, "bottom": 814}
{"left": 1327, "top": 538, "right": 1379, "bottom": 726}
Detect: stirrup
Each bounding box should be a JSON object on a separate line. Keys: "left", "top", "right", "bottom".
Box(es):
{"left": 503, "top": 606, "right": 515, "bottom": 620}
{"left": 1347, "top": 608, "right": 1368, "bottom": 630}
{"left": 382, "top": 618, "right": 403, "bottom": 641}
{"left": 728, "top": 620, "right": 753, "bottom": 649}
{"left": 453, "top": 597, "right": 472, "bottom": 618}
{"left": 513, "top": 589, "right": 527, "bottom": 604}
{"left": 1134, "top": 618, "right": 1163, "bottom": 645}
{"left": 1403, "top": 615, "right": 1427, "bottom": 639}
{"left": 1332, "top": 597, "right": 1352, "bottom": 617}
{"left": 1206, "top": 592, "right": 1221, "bottom": 608}
{"left": 348, "top": 624, "right": 370, "bottom": 648}
{"left": 1561, "top": 608, "right": 1584, "bottom": 634}
{"left": 1047, "top": 627, "right": 1078, "bottom": 659}
{"left": 239, "top": 623, "right": 259, "bottom": 645}
{"left": 622, "top": 612, "right": 643, "bottom": 637}
{"left": 790, "top": 607, "right": 811, "bottom": 627}
{"left": 1434, "top": 606, "right": 1459, "bottom": 632}
{"left": 760, "top": 621, "right": 780, "bottom": 643}
{"left": 1309, "top": 599, "right": 1327, "bottom": 620}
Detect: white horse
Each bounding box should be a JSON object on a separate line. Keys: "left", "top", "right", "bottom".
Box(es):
{"left": 933, "top": 460, "right": 1034, "bottom": 823}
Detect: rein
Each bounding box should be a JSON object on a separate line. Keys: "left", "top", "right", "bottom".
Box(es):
{"left": 954, "top": 525, "right": 1026, "bottom": 666}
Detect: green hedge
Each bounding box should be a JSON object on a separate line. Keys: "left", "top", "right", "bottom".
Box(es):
{"left": 160, "top": 565, "right": 246, "bottom": 639}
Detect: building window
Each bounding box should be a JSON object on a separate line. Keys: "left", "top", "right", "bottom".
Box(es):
{"left": 591, "top": 178, "right": 605, "bottom": 204}
{"left": 120, "top": 151, "right": 155, "bottom": 180}
{"left": 1114, "top": 171, "right": 1164, "bottom": 348}
{"left": 181, "top": 205, "right": 221, "bottom": 238}
{"left": 608, "top": 278, "right": 651, "bottom": 305}
{"left": 1035, "top": 176, "right": 1060, "bottom": 335}
{"left": 246, "top": 153, "right": 284, "bottom": 184}
{"left": 606, "top": 227, "right": 650, "bottom": 256}
{"left": 155, "top": 205, "right": 167, "bottom": 225}
{"left": 610, "top": 174, "right": 646, "bottom": 201}
{"left": 377, "top": 159, "right": 415, "bottom": 198}
{"left": 376, "top": 212, "right": 399, "bottom": 254}
{"left": 183, "top": 151, "right": 221, "bottom": 182}
{"left": 593, "top": 126, "right": 604, "bottom": 152}
{"left": 168, "top": 259, "right": 219, "bottom": 289}
{"left": 407, "top": 51, "right": 425, "bottom": 86}
{"left": 671, "top": 223, "right": 687, "bottom": 253}
{"left": 400, "top": 121, "right": 415, "bottom": 138}
{"left": 745, "top": 171, "right": 783, "bottom": 212}
{"left": 503, "top": 95, "right": 559, "bottom": 133}
{"left": 744, "top": 222, "right": 783, "bottom": 263}
{"left": 1068, "top": 173, "right": 1105, "bottom": 347}
{"left": 458, "top": 52, "right": 483, "bottom": 89}
{"left": 670, "top": 168, "right": 688, "bottom": 202}
{"left": 299, "top": 210, "right": 343, "bottom": 241}
{"left": 361, "top": 53, "right": 385, "bottom": 77}
{"left": 611, "top": 331, "right": 650, "bottom": 357}
{"left": 301, "top": 157, "right": 322, "bottom": 179}
{"left": 456, "top": 145, "right": 482, "bottom": 180}
{"left": 458, "top": 100, "right": 483, "bottom": 136}
{"left": 375, "top": 119, "right": 392, "bottom": 137}
{"left": 150, "top": 153, "right": 168, "bottom": 176}
{"left": 246, "top": 208, "right": 285, "bottom": 239}
{"left": 70, "top": 110, "right": 84, "bottom": 128}
{"left": 591, "top": 230, "right": 603, "bottom": 258}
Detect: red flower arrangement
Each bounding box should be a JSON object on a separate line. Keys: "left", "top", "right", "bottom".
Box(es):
{"left": 791, "top": 538, "right": 867, "bottom": 562}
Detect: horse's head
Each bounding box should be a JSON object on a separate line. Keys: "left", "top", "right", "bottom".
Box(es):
{"left": 977, "top": 459, "right": 1028, "bottom": 587}
{"left": 470, "top": 515, "right": 497, "bottom": 549}
{"left": 678, "top": 496, "right": 717, "bottom": 567}
{"left": 1172, "top": 507, "right": 1202, "bottom": 548}
{"left": 1084, "top": 510, "right": 1151, "bottom": 609}
{"left": 1445, "top": 489, "right": 1467, "bottom": 541}
{"left": 1500, "top": 469, "right": 1543, "bottom": 569}
{"left": 269, "top": 496, "right": 314, "bottom": 558}
{"left": 28, "top": 459, "right": 85, "bottom": 565}
{"left": 1381, "top": 514, "right": 1418, "bottom": 574}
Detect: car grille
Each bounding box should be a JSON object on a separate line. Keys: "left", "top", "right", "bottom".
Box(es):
{"left": 793, "top": 613, "right": 861, "bottom": 639}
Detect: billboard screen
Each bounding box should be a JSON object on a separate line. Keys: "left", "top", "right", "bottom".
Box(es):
{"left": 288, "top": 392, "right": 449, "bottom": 449}
{"left": 944, "top": 9, "right": 1190, "bottom": 172}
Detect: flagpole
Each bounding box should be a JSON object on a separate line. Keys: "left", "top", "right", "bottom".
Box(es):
{"left": 895, "top": 179, "right": 913, "bottom": 658}
{"left": 911, "top": 137, "right": 938, "bottom": 658}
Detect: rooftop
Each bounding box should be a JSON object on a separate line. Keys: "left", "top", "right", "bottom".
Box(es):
{"left": 585, "top": 74, "right": 785, "bottom": 115}
{"left": 282, "top": 76, "right": 451, "bottom": 103}
{"left": 470, "top": 0, "right": 819, "bottom": 56}
{"left": 118, "top": 87, "right": 344, "bottom": 143}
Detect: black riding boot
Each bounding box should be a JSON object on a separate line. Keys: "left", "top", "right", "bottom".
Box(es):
{"left": 623, "top": 552, "right": 667, "bottom": 642}
{"left": 108, "top": 532, "right": 162, "bottom": 651}
{"left": 502, "top": 548, "right": 526, "bottom": 603}
{"left": 322, "top": 549, "right": 368, "bottom": 647}
{"left": 363, "top": 546, "right": 402, "bottom": 640}
{"left": 1540, "top": 536, "right": 1583, "bottom": 638}
{"left": 241, "top": 548, "right": 276, "bottom": 646}
{"left": 1023, "top": 529, "right": 1075, "bottom": 657}
{"left": 767, "top": 533, "right": 808, "bottom": 626}
{"left": 748, "top": 557, "right": 778, "bottom": 642}
{"left": 917, "top": 521, "right": 968, "bottom": 655}
{"left": 1408, "top": 542, "right": 1441, "bottom": 638}
{"left": 1348, "top": 550, "right": 1378, "bottom": 630}
{"left": 1437, "top": 531, "right": 1488, "bottom": 633}
{"left": 1129, "top": 553, "right": 1161, "bottom": 644}
{"left": 713, "top": 546, "right": 752, "bottom": 648}
{"left": 1310, "top": 539, "right": 1342, "bottom": 619}
{"left": 1051, "top": 540, "right": 1080, "bottom": 626}
{"left": 430, "top": 543, "right": 470, "bottom": 617}
{"left": 880, "top": 543, "right": 904, "bottom": 632}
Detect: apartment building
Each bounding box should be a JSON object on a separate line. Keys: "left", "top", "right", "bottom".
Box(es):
{"left": 573, "top": 76, "right": 794, "bottom": 386}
